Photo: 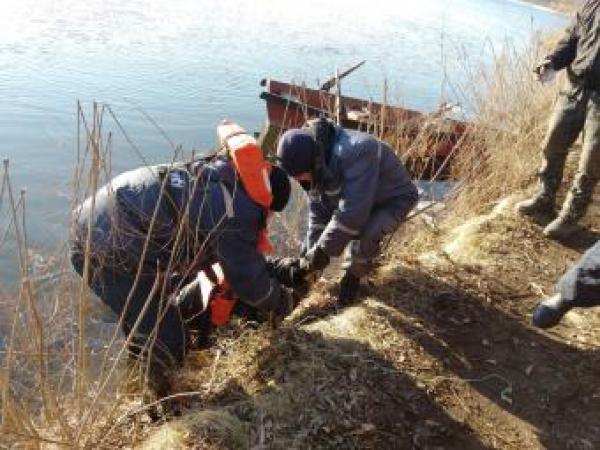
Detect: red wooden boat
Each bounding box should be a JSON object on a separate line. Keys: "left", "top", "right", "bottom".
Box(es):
{"left": 258, "top": 78, "right": 475, "bottom": 178}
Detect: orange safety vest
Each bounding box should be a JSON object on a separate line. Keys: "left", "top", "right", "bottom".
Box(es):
{"left": 206, "top": 121, "right": 275, "bottom": 326}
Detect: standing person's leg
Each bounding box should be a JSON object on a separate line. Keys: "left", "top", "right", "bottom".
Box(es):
{"left": 341, "top": 193, "right": 417, "bottom": 305}
{"left": 517, "top": 83, "right": 587, "bottom": 217}
{"left": 533, "top": 239, "right": 600, "bottom": 328}
{"left": 544, "top": 90, "right": 600, "bottom": 238}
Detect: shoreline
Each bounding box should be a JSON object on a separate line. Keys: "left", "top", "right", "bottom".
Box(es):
{"left": 517, "top": 0, "right": 574, "bottom": 14}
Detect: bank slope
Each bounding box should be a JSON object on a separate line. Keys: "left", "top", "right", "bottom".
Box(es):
{"left": 137, "top": 194, "right": 600, "bottom": 449}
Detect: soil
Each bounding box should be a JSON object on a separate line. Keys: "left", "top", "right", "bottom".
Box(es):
{"left": 132, "top": 196, "right": 600, "bottom": 450}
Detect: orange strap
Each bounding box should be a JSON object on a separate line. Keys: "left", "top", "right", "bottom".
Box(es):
{"left": 210, "top": 279, "right": 238, "bottom": 327}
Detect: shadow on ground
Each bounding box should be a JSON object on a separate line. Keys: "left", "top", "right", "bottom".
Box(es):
{"left": 365, "top": 263, "right": 600, "bottom": 449}
{"left": 185, "top": 327, "right": 488, "bottom": 449}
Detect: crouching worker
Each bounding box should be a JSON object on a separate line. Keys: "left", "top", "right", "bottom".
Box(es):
{"left": 70, "top": 122, "right": 297, "bottom": 396}
{"left": 275, "top": 118, "right": 419, "bottom": 306}
{"left": 533, "top": 239, "right": 600, "bottom": 329}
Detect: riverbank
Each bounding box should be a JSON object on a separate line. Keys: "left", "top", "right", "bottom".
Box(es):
{"left": 130, "top": 31, "right": 600, "bottom": 448}
{"left": 132, "top": 185, "right": 600, "bottom": 449}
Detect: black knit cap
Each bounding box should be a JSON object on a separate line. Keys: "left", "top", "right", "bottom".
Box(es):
{"left": 269, "top": 165, "right": 291, "bottom": 212}
{"left": 276, "top": 129, "right": 318, "bottom": 176}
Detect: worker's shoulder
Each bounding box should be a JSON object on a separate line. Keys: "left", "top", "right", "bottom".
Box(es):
{"left": 334, "top": 129, "right": 381, "bottom": 166}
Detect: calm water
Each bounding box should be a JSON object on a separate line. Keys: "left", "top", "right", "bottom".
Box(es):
{"left": 0, "top": 0, "right": 565, "bottom": 281}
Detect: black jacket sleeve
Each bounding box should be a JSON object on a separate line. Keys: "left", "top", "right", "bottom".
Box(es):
{"left": 214, "top": 223, "right": 283, "bottom": 313}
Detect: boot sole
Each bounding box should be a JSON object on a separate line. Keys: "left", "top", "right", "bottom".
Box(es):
{"left": 543, "top": 223, "right": 580, "bottom": 240}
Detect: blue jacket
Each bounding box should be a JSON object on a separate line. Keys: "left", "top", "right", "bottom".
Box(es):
{"left": 307, "top": 128, "right": 418, "bottom": 256}
{"left": 72, "top": 158, "right": 283, "bottom": 312}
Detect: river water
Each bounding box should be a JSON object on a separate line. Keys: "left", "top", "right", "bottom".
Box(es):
{"left": 0, "top": 0, "right": 566, "bottom": 282}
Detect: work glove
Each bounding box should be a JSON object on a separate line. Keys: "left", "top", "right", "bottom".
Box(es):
{"left": 299, "top": 246, "right": 330, "bottom": 273}
{"left": 270, "top": 286, "right": 302, "bottom": 327}
{"left": 338, "top": 272, "right": 361, "bottom": 307}
{"left": 533, "top": 59, "right": 556, "bottom": 85}
{"left": 266, "top": 256, "right": 310, "bottom": 288}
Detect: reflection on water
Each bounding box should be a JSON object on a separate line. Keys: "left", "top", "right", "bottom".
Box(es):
{"left": 0, "top": 0, "right": 565, "bottom": 282}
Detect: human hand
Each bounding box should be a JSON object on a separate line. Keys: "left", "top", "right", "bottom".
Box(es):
{"left": 270, "top": 286, "right": 302, "bottom": 327}
{"left": 534, "top": 60, "right": 556, "bottom": 84}
{"left": 266, "top": 256, "right": 310, "bottom": 287}
{"left": 299, "top": 246, "right": 330, "bottom": 273}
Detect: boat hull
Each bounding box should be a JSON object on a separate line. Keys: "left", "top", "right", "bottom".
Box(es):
{"left": 259, "top": 79, "right": 474, "bottom": 179}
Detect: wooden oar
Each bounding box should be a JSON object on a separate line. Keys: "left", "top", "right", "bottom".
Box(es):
{"left": 319, "top": 60, "right": 366, "bottom": 92}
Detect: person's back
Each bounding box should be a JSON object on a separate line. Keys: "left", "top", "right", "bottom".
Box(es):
{"left": 73, "top": 158, "right": 268, "bottom": 271}
{"left": 73, "top": 165, "right": 188, "bottom": 269}
{"left": 331, "top": 128, "right": 415, "bottom": 208}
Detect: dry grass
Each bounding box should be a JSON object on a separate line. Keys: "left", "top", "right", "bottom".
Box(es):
{"left": 438, "top": 36, "right": 562, "bottom": 223}
{"left": 0, "top": 102, "right": 217, "bottom": 448}
{"left": 532, "top": 0, "right": 581, "bottom": 13}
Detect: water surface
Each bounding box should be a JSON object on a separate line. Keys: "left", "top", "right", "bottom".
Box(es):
{"left": 0, "top": 0, "right": 566, "bottom": 281}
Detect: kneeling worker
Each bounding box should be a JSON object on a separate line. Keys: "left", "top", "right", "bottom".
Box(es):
{"left": 275, "top": 118, "right": 419, "bottom": 306}
{"left": 71, "top": 122, "right": 297, "bottom": 393}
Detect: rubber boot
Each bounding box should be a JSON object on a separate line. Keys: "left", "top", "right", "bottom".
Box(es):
{"left": 516, "top": 159, "right": 564, "bottom": 219}
{"left": 544, "top": 174, "right": 594, "bottom": 240}
{"left": 532, "top": 294, "right": 572, "bottom": 329}
{"left": 338, "top": 272, "right": 361, "bottom": 307}
{"left": 516, "top": 190, "right": 556, "bottom": 218}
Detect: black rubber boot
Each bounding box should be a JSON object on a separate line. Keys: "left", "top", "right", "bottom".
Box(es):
{"left": 532, "top": 294, "right": 572, "bottom": 329}
{"left": 516, "top": 156, "right": 565, "bottom": 219}
{"left": 338, "top": 272, "right": 361, "bottom": 307}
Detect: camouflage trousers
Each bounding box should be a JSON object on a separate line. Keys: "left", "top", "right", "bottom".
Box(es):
{"left": 539, "top": 80, "right": 600, "bottom": 217}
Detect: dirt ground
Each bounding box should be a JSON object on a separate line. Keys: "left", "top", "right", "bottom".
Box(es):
{"left": 134, "top": 196, "right": 600, "bottom": 450}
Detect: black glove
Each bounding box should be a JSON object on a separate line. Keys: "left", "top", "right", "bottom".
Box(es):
{"left": 300, "top": 246, "right": 330, "bottom": 273}
{"left": 173, "top": 278, "right": 211, "bottom": 348}
{"left": 338, "top": 272, "right": 361, "bottom": 307}
{"left": 270, "top": 286, "right": 302, "bottom": 327}
{"left": 266, "top": 256, "right": 310, "bottom": 288}
{"left": 274, "top": 286, "right": 298, "bottom": 316}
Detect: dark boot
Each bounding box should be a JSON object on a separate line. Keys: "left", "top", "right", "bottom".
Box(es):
{"left": 516, "top": 156, "right": 565, "bottom": 218}
{"left": 532, "top": 294, "right": 572, "bottom": 329}
{"left": 544, "top": 174, "right": 595, "bottom": 240}
{"left": 338, "top": 272, "right": 361, "bottom": 307}
{"left": 516, "top": 191, "right": 556, "bottom": 218}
